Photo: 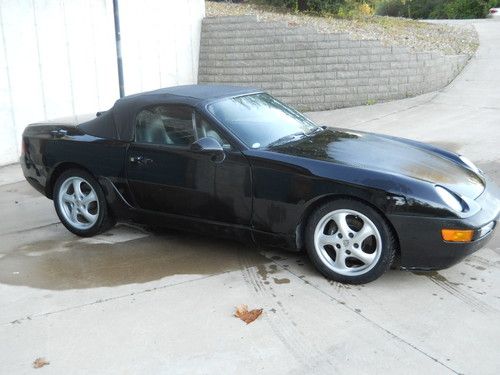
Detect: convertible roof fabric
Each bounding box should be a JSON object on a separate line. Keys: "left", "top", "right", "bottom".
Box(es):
{"left": 79, "top": 85, "right": 260, "bottom": 141}
{"left": 131, "top": 85, "right": 259, "bottom": 101}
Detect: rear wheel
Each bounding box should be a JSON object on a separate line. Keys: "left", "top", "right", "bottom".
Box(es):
{"left": 54, "top": 169, "right": 115, "bottom": 236}
{"left": 305, "top": 199, "right": 396, "bottom": 284}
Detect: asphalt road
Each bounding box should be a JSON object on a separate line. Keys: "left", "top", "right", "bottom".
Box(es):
{"left": 1, "top": 20, "right": 499, "bottom": 375}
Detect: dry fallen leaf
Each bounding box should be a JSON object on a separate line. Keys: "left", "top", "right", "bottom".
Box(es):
{"left": 234, "top": 304, "right": 263, "bottom": 324}
{"left": 33, "top": 357, "right": 50, "bottom": 369}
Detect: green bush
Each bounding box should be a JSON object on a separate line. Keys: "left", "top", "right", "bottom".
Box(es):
{"left": 427, "top": 3, "right": 448, "bottom": 17}
{"left": 257, "top": 0, "right": 343, "bottom": 12}
{"left": 445, "top": 0, "right": 486, "bottom": 18}
{"left": 410, "top": 0, "right": 447, "bottom": 18}
{"left": 256, "top": 0, "right": 372, "bottom": 14}
{"left": 374, "top": 0, "right": 407, "bottom": 17}
{"left": 375, "top": 0, "right": 492, "bottom": 18}
{"left": 258, "top": 0, "right": 494, "bottom": 18}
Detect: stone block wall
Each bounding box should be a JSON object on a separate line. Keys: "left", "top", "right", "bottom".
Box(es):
{"left": 198, "top": 15, "right": 469, "bottom": 111}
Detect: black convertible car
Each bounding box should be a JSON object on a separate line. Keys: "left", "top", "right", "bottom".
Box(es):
{"left": 21, "top": 85, "right": 499, "bottom": 283}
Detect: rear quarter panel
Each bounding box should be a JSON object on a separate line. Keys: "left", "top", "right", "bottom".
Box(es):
{"left": 22, "top": 124, "right": 128, "bottom": 198}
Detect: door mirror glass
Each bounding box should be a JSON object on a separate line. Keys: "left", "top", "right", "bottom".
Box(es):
{"left": 190, "top": 137, "right": 225, "bottom": 162}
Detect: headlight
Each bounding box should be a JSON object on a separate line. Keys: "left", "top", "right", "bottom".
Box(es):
{"left": 459, "top": 155, "right": 482, "bottom": 175}
{"left": 435, "top": 185, "right": 464, "bottom": 212}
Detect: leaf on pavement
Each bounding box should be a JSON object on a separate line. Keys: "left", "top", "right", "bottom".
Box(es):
{"left": 234, "top": 304, "right": 263, "bottom": 324}
{"left": 33, "top": 357, "right": 50, "bottom": 369}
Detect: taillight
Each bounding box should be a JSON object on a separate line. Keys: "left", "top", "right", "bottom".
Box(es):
{"left": 21, "top": 139, "right": 27, "bottom": 154}
{"left": 491, "top": 9, "right": 498, "bottom": 13}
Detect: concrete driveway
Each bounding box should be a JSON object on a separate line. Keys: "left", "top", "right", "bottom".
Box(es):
{"left": 1, "top": 20, "right": 499, "bottom": 375}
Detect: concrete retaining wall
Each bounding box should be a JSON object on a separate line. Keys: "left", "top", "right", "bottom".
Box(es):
{"left": 198, "top": 15, "right": 469, "bottom": 111}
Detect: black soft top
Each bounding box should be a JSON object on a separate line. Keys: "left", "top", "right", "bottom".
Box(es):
{"left": 78, "top": 85, "right": 260, "bottom": 141}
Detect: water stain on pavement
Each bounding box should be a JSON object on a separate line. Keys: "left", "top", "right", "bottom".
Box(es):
{"left": 256, "top": 263, "right": 279, "bottom": 281}
{"left": 0, "top": 231, "right": 267, "bottom": 290}
{"left": 412, "top": 270, "right": 456, "bottom": 284}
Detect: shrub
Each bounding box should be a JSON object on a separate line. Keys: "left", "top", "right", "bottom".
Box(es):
{"left": 258, "top": 0, "right": 494, "bottom": 18}
{"left": 257, "top": 0, "right": 345, "bottom": 12}
{"left": 256, "top": 0, "right": 375, "bottom": 15}
{"left": 445, "top": 0, "right": 486, "bottom": 18}
{"left": 338, "top": 1, "right": 375, "bottom": 16}
{"left": 375, "top": 0, "right": 491, "bottom": 18}
{"left": 375, "top": 0, "right": 408, "bottom": 17}
{"left": 358, "top": 2, "right": 376, "bottom": 14}
{"left": 409, "top": 0, "right": 447, "bottom": 18}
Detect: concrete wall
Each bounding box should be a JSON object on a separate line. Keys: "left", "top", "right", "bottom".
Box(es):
{"left": 0, "top": 0, "right": 205, "bottom": 166}
{"left": 119, "top": 0, "right": 204, "bottom": 96}
{"left": 199, "top": 16, "right": 469, "bottom": 112}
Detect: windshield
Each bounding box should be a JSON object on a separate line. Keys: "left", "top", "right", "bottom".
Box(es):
{"left": 207, "top": 93, "right": 320, "bottom": 149}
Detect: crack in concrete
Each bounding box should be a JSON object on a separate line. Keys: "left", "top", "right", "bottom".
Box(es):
{"left": 1, "top": 221, "right": 60, "bottom": 237}
{"left": 0, "top": 178, "right": 27, "bottom": 189}
{"left": 4, "top": 271, "right": 231, "bottom": 327}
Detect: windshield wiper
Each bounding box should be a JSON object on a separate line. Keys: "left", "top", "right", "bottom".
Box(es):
{"left": 306, "top": 126, "right": 325, "bottom": 136}
{"left": 267, "top": 132, "right": 307, "bottom": 147}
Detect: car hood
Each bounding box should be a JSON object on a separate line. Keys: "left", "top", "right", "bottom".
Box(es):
{"left": 271, "top": 128, "right": 485, "bottom": 199}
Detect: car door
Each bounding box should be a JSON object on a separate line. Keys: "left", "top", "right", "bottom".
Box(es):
{"left": 194, "top": 112, "right": 253, "bottom": 226}
{"left": 126, "top": 104, "right": 252, "bottom": 225}
{"left": 126, "top": 104, "right": 216, "bottom": 220}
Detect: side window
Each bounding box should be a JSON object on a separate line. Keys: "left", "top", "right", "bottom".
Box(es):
{"left": 135, "top": 105, "right": 195, "bottom": 146}
{"left": 195, "top": 113, "right": 232, "bottom": 150}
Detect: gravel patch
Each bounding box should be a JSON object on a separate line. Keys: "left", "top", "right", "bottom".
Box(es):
{"left": 206, "top": 1, "right": 479, "bottom": 56}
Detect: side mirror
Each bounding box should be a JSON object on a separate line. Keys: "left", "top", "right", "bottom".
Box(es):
{"left": 190, "top": 137, "right": 225, "bottom": 163}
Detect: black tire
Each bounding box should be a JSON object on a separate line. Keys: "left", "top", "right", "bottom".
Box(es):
{"left": 305, "top": 199, "right": 396, "bottom": 284}
{"left": 53, "top": 168, "right": 115, "bottom": 237}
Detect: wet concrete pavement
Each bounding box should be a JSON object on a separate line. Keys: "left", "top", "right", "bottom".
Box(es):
{"left": 1, "top": 176, "right": 499, "bottom": 374}
{"left": 2, "top": 19, "right": 500, "bottom": 375}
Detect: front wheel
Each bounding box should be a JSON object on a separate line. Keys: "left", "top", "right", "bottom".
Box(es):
{"left": 305, "top": 199, "right": 396, "bottom": 284}
{"left": 53, "top": 169, "right": 115, "bottom": 237}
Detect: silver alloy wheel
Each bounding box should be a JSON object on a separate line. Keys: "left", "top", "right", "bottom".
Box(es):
{"left": 57, "top": 176, "right": 99, "bottom": 230}
{"left": 313, "top": 209, "right": 382, "bottom": 276}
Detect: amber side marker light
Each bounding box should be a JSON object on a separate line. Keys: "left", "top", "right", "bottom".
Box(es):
{"left": 441, "top": 229, "right": 474, "bottom": 242}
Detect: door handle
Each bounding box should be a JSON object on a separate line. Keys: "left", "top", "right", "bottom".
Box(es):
{"left": 50, "top": 129, "right": 67, "bottom": 138}
{"left": 129, "top": 155, "right": 153, "bottom": 165}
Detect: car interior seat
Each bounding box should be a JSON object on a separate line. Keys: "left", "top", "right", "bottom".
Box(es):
{"left": 164, "top": 118, "right": 194, "bottom": 146}
{"left": 136, "top": 112, "right": 172, "bottom": 145}
{"left": 198, "top": 119, "right": 223, "bottom": 145}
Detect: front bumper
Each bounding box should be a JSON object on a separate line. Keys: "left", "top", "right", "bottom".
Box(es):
{"left": 388, "top": 183, "right": 500, "bottom": 270}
